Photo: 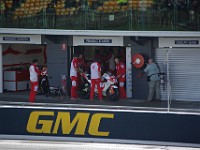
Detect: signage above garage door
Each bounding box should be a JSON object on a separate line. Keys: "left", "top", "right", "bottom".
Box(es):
{"left": 0, "top": 34, "right": 41, "bottom": 44}
{"left": 159, "top": 38, "right": 200, "bottom": 48}
{"left": 73, "top": 36, "right": 123, "bottom": 46}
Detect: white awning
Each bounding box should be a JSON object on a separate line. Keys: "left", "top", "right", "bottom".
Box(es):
{"left": 0, "top": 28, "right": 200, "bottom": 37}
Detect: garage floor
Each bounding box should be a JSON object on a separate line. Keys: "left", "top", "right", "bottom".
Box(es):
{"left": 0, "top": 91, "right": 200, "bottom": 113}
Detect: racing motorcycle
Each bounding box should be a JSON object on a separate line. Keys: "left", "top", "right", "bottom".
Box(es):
{"left": 37, "top": 70, "right": 64, "bottom": 98}
{"left": 79, "top": 72, "right": 119, "bottom": 101}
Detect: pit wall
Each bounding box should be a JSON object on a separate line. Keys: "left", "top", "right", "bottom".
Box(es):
{"left": 0, "top": 106, "right": 200, "bottom": 146}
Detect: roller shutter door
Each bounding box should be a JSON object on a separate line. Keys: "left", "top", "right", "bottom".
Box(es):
{"left": 155, "top": 48, "right": 200, "bottom": 101}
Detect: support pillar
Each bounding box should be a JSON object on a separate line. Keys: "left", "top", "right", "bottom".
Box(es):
{"left": 0, "top": 44, "right": 3, "bottom": 93}
{"left": 126, "top": 47, "right": 132, "bottom": 98}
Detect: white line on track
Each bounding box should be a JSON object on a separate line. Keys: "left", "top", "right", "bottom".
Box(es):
{"left": 0, "top": 140, "right": 199, "bottom": 150}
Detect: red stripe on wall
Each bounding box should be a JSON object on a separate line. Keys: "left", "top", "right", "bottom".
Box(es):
{"left": 3, "top": 63, "right": 30, "bottom": 68}
{"left": 3, "top": 47, "right": 22, "bottom": 56}
{"left": 25, "top": 49, "right": 42, "bottom": 54}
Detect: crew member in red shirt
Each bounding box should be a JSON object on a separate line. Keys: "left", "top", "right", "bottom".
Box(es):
{"left": 115, "top": 57, "right": 127, "bottom": 99}
{"left": 29, "top": 59, "right": 41, "bottom": 103}
{"left": 90, "top": 59, "right": 102, "bottom": 101}
{"left": 70, "top": 53, "right": 82, "bottom": 100}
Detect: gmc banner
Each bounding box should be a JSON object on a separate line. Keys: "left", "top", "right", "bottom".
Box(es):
{"left": 0, "top": 107, "right": 200, "bottom": 144}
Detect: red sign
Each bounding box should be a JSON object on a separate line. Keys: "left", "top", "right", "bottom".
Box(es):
{"left": 132, "top": 53, "right": 144, "bottom": 69}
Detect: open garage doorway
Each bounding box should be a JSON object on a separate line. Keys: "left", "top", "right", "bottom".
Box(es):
{"left": 2, "top": 44, "right": 46, "bottom": 92}
{"left": 73, "top": 46, "right": 126, "bottom": 72}
{"left": 68, "top": 46, "right": 132, "bottom": 99}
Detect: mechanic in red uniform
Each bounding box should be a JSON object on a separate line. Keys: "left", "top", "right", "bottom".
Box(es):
{"left": 29, "top": 59, "right": 41, "bottom": 103}
{"left": 115, "top": 57, "right": 127, "bottom": 100}
{"left": 90, "top": 59, "right": 102, "bottom": 101}
{"left": 70, "top": 53, "right": 83, "bottom": 100}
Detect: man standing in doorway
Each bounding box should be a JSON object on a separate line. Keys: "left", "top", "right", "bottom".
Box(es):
{"left": 70, "top": 53, "right": 83, "bottom": 100}
{"left": 144, "top": 58, "right": 161, "bottom": 102}
{"left": 90, "top": 58, "right": 102, "bottom": 101}
{"left": 29, "top": 59, "right": 40, "bottom": 103}
{"left": 115, "top": 57, "right": 127, "bottom": 100}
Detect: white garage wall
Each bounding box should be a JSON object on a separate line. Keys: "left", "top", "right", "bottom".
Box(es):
{"left": 3, "top": 44, "right": 44, "bottom": 70}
